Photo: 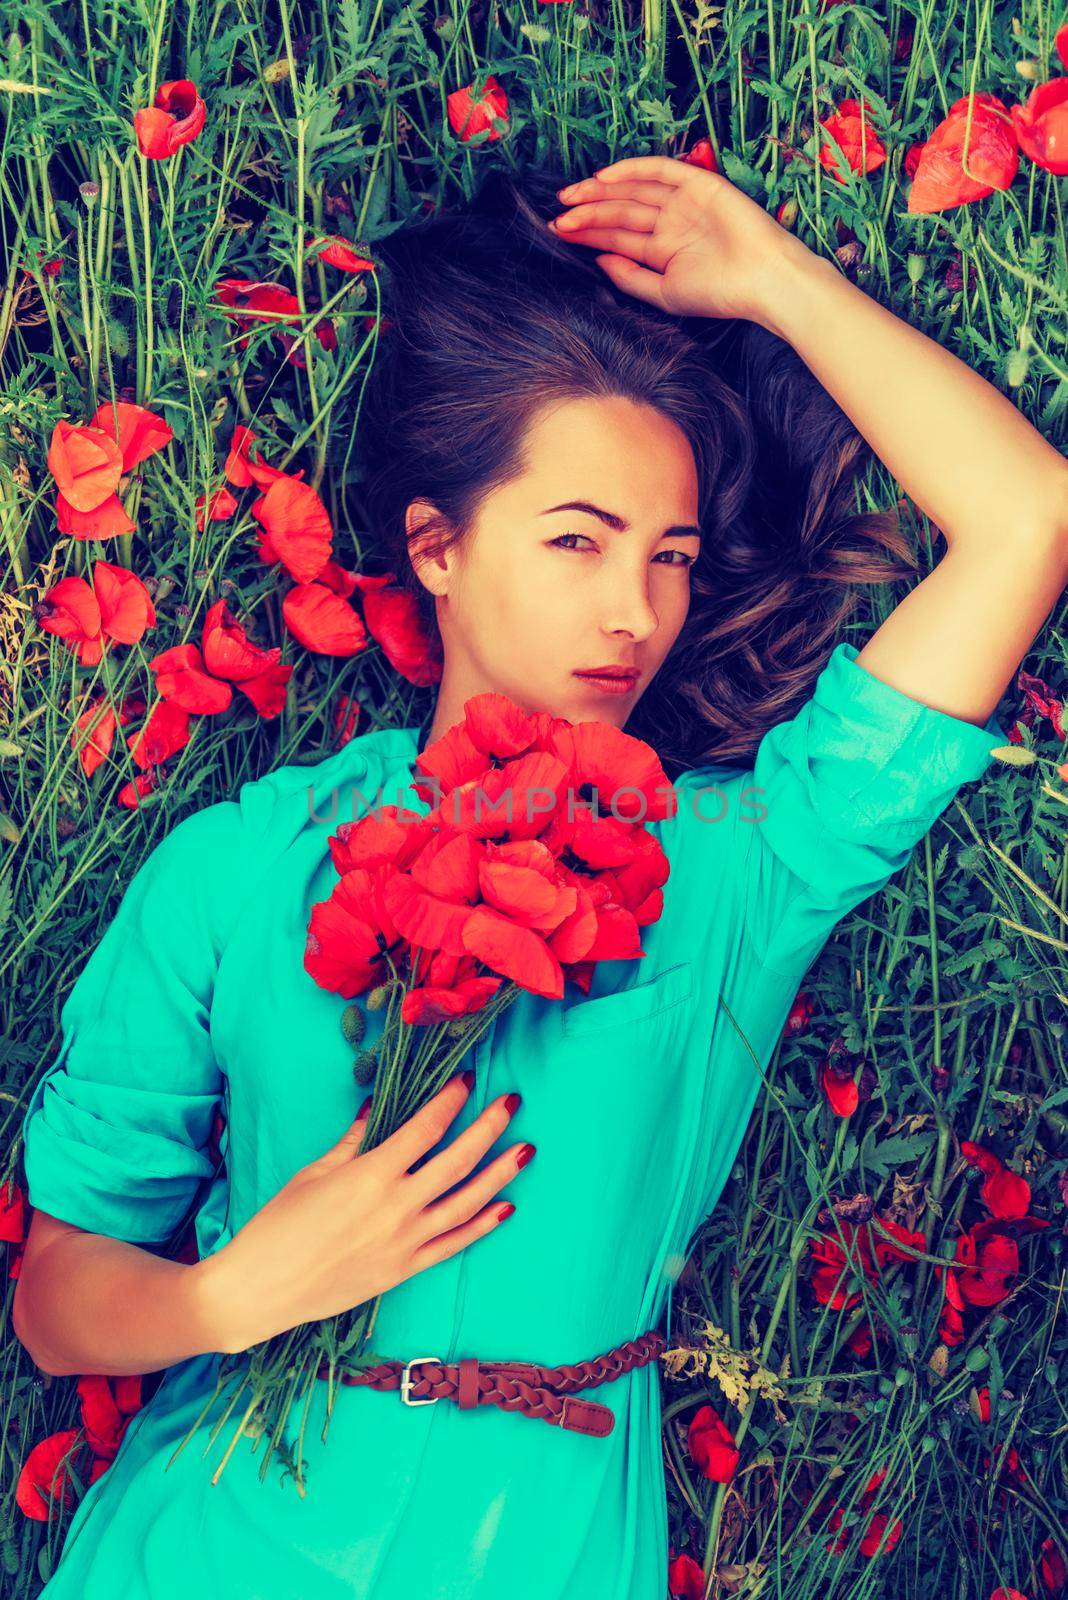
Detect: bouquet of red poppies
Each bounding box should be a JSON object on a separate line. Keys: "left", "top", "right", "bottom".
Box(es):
{"left": 176, "top": 691, "right": 678, "bottom": 1495}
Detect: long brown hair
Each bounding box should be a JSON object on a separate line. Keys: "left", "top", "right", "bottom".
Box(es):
{"left": 355, "top": 164, "right": 914, "bottom": 778}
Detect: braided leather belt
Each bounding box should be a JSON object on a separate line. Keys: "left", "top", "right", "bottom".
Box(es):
{"left": 313, "top": 1328, "right": 666, "bottom": 1438}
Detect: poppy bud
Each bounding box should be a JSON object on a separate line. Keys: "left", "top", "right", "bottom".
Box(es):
{"left": 352, "top": 1049, "right": 378, "bottom": 1084}
{"left": 341, "top": 1003, "right": 366, "bottom": 1048}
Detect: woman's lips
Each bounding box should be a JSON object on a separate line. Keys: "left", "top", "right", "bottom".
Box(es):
{"left": 572, "top": 671, "right": 638, "bottom": 696}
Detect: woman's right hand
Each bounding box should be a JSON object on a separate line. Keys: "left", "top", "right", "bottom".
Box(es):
{"left": 195, "top": 1074, "right": 530, "bottom": 1355}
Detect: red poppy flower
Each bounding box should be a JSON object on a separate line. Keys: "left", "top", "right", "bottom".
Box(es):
{"left": 379, "top": 831, "right": 571, "bottom": 1000}
{"left": 277, "top": 317, "right": 336, "bottom": 369}
{"left": 1011, "top": 77, "right": 1068, "bottom": 175}
{"left": 133, "top": 78, "right": 207, "bottom": 160}
{"left": 859, "top": 1511, "right": 903, "bottom": 1559}
{"left": 821, "top": 1466, "right": 903, "bottom": 1559}
{"left": 239, "top": 660, "right": 293, "bottom": 717}
{"left": 117, "top": 771, "right": 159, "bottom": 809}
{"left": 37, "top": 561, "right": 155, "bottom": 663}
{"left": 0, "top": 1179, "right": 26, "bottom": 1246}
{"left": 328, "top": 806, "right": 433, "bottom": 878}
{"left": 223, "top": 425, "right": 303, "bottom": 492}
{"left": 252, "top": 475, "right": 334, "bottom": 584}
{"left": 318, "top": 559, "right": 358, "bottom": 598}
{"left": 819, "top": 97, "right": 888, "bottom": 184}
{"left": 212, "top": 278, "right": 335, "bottom": 365}
{"left": 784, "top": 989, "right": 814, "bottom": 1036}
{"left": 195, "top": 484, "right": 239, "bottom": 528}
{"left": 47, "top": 420, "right": 122, "bottom": 512}
{"left": 680, "top": 137, "right": 718, "bottom": 173}
{"left": 313, "top": 235, "right": 376, "bottom": 273}
{"left": 939, "top": 1215, "right": 1049, "bottom": 1325}
{"left": 201, "top": 597, "right": 280, "bottom": 683}
{"left": 989, "top": 1590, "right": 1029, "bottom": 1600}
{"left": 687, "top": 1404, "right": 739, "bottom": 1483}
{"left": 307, "top": 694, "right": 676, "bottom": 1017}
{"left": 350, "top": 571, "right": 444, "bottom": 686}
{"left": 985, "top": 1442, "right": 1029, "bottom": 1488}
{"left": 15, "top": 1429, "right": 82, "bottom": 1519}
{"left": 283, "top": 582, "right": 368, "bottom": 656}
{"left": 960, "top": 1140, "right": 1032, "bottom": 1221}
{"left": 88, "top": 401, "right": 174, "bottom": 472}
{"left": 667, "top": 1551, "right": 705, "bottom": 1599}
{"left": 72, "top": 697, "right": 117, "bottom": 778}
{"left": 35, "top": 576, "right": 103, "bottom": 664}
{"left": 820, "top": 1054, "right": 859, "bottom": 1116}
{"left": 846, "top": 1321, "right": 875, "bottom": 1357}
{"left": 22, "top": 250, "right": 62, "bottom": 280}
{"left": 76, "top": 1373, "right": 143, "bottom": 1460}
{"left": 907, "top": 93, "right": 1019, "bottom": 213}
{"left": 1040, "top": 1534, "right": 1068, "bottom": 1595}
{"left": 1057, "top": 24, "right": 1068, "bottom": 72}
{"left": 149, "top": 642, "right": 233, "bottom": 714}
{"left": 56, "top": 488, "right": 136, "bottom": 541}
{"left": 904, "top": 142, "right": 926, "bottom": 177}
{"left": 401, "top": 950, "right": 505, "bottom": 1024}
{"left": 446, "top": 75, "right": 510, "bottom": 144}
{"left": 71, "top": 695, "right": 138, "bottom": 778}
{"left": 1016, "top": 669, "right": 1065, "bottom": 739}
{"left": 305, "top": 867, "right": 408, "bottom": 997}
{"left": 93, "top": 560, "right": 156, "bottom": 643}
{"left": 127, "top": 698, "right": 191, "bottom": 770}
{"left": 199, "top": 598, "right": 292, "bottom": 716}
{"left": 333, "top": 691, "right": 361, "bottom": 746}
{"left": 810, "top": 1214, "right": 925, "bottom": 1309}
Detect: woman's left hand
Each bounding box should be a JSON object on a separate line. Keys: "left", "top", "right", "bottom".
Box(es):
{"left": 547, "top": 152, "right": 807, "bottom": 328}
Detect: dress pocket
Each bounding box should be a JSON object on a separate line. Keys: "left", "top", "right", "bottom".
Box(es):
{"left": 561, "top": 959, "right": 694, "bottom": 1037}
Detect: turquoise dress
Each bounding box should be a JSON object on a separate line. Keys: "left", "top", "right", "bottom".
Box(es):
{"left": 20, "top": 642, "right": 1007, "bottom": 1599}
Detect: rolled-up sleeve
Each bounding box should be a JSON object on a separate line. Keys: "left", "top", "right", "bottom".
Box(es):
{"left": 19, "top": 801, "right": 247, "bottom": 1247}
{"left": 736, "top": 641, "right": 1009, "bottom": 977}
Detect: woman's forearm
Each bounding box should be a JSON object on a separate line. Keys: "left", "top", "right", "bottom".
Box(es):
{"left": 13, "top": 1232, "right": 230, "bottom": 1378}
{"left": 758, "top": 238, "right": 1068, "bottom": 553}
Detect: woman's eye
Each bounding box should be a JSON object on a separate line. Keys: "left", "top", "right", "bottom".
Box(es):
{"left": 550, "top": 533, "right": 694, "bottom": 566}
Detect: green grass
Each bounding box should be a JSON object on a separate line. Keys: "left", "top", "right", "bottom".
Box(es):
{"left": 1, "top": 0, "right": 1066, "bottom": 1595}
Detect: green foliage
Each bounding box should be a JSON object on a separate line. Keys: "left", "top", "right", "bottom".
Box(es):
{"left": 0, "top": 0, "right": 1066, "bottom": 1595}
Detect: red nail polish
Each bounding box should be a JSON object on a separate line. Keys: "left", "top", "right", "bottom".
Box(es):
{"left": 516, "top": 1144, "right": 536, "bottom": 1168}
{"left": 504, "top": 1092, "right": 522, "bottom": 1115}
{"left": 497, "top": 1203, "right": 516, "bottom": 1221}
{"left": 357, "top": 1095, "right": 373, "bottom": 1118}
{"left": 461, "top": 1068, "right": 476, "bottom": 1091}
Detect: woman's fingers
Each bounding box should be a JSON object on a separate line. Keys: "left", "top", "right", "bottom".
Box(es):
{"left": 592, "top": 154, "right": 688, "bottom": 185}
{"left": 549, "top": 219, "right": 661, "bottom": 267}
{"left": 558, "top": 177, "right": 675, "bottom": 208}
{"left": 551, "top": 198, "right": 658, "bottom": 235}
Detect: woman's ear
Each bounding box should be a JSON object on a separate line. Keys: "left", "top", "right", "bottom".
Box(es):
{"left": 405, "top": 498, "right": 454, "bottom": 598}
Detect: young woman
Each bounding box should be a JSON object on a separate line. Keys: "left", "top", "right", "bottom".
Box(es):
{"left": 15, "top": 158, "right": 1068, "bottom": 1599}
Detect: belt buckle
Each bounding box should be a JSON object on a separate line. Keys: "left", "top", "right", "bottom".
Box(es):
{"left": 400, "top": 1354, "right": 443, "bottom": 1406}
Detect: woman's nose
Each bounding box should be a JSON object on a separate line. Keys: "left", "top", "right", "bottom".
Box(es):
{"left": 600, "top": 584, "right": 659, "bottom": 639}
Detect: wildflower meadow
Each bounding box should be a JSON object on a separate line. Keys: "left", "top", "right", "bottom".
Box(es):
{"left": 1, "top": 0, "right": 1067, "bottom": 1596}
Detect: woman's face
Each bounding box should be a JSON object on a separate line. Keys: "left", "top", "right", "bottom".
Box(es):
{"left": 410, "top": 394, "right": 701, "bottom": 744}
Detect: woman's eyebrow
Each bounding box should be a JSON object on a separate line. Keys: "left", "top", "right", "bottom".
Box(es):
{"left": 540, "top": 500, "right": 702, "bottom": 541}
